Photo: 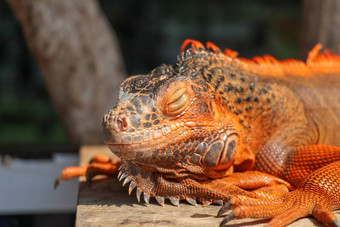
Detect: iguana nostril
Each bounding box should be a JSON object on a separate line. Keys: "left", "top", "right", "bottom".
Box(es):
{"left": 116, "top": 116, "right": 128, "bottom": 132}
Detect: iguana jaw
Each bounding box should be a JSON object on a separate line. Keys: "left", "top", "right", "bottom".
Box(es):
{"left": 103, "top": 112, "right": 238, "bottom": 175}
{"left": 103, "top": 106, "right": 240, "bottom": 206}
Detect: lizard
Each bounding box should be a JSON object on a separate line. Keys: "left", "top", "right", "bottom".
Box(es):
{"left": 56, "top": 39, "right": 340, "bottom": 227}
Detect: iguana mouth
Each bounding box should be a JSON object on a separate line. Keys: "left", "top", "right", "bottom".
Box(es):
{"left": 103, "top": 109, "right": 238, "bottom": 170}
{"left": 104, "top": 131, "right": 170, "bottom": 160}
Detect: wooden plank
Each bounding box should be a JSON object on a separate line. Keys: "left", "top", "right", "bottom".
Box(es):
{"left": 76, "top": 146, "right": 339, "bottom": 227}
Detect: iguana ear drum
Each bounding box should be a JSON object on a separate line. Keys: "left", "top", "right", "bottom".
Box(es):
{"left": 203, "top": 141, "right": 224, "bottom": 167}
{"left": 202, "top": 134, "right": 237, "bottom": 169}
{"left": 218, "top": 134, "right": 238, "bottom": 169}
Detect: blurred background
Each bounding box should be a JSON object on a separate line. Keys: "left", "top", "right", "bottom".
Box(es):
{"left": 0, "top": 0, "right": 339, "bottom": 226}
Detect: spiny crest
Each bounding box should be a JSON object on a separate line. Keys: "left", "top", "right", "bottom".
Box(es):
{"left": 180, "top": 39, "right": 340, "bottom": 77}
{"left": 120, "top": 64, "right": 175, "bottom": 95}
{"left": 118, "top": 162, "right": 219, "bottom": 207}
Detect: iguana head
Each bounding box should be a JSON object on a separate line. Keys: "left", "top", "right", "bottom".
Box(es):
{"left": 102, "top": 41, "right": 240, "bottom": 179}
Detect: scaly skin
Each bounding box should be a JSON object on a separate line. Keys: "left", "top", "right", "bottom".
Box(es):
{"left": 57, "top": 40, "right": 340, "bottom": 226}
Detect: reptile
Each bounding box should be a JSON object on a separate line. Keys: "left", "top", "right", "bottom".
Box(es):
{"left": 56, "top": 39, "right": 340, "bottom": 227}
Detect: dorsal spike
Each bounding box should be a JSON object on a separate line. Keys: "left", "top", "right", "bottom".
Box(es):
{"left": 122, "top": 176, "right": 131, "bottom": 186}
{"left": 179, "top": 39, "right": 340, "bottom": 77}
{"left": 262, "top": 55, "right": 278, "bottom": 63}
{"left": 185, "top": 197, "right": 197, "bottom": 206}
{"left": 307, "top": 43, "right": 323, "bottom": 65}
{"left": 143, "top": 192, "right": 150, "bottom": 205}
{"left": 136, "top": 188, "right": 142, "bottom": 202}
{"left": 180, "top": 39, "right": 205, "bottom": 54}
{"left": 252, "top": 56, "right": 267, "bottom": 64}
{"left": 169, "top": 197, "right": 180, "bottom": 206}
{"left": 206, "top": 41, "right": 221, "bottom": 53}
{"left": 223, "top": 48, "right": 238, "bottom": 58}
{"left": 119, "top": 172, "right": 128, "bottom": 181}
{"left": 155, "top": 196, "right": 165, "bottom": 206}
{"left": 128, "top": 181, "right": 136, "bottom": 195}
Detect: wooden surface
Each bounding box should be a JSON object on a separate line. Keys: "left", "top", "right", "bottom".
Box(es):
{"left": 76, "top": 146, "right": 339, "bottom": 227}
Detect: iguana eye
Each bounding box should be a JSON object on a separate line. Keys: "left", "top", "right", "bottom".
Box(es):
{"left": 158, "top": 80, "right": 192, "bottom": 117}
{"left": 166, "top": 87, "right": 189, "bottom": 116}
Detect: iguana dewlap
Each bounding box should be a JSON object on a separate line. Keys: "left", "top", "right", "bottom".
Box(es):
{"left": 58, "top": 40, "right": 340, "bottom": 227}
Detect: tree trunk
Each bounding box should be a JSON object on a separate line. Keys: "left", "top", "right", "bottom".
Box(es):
{"left": 301, "top": 0, "right": 340, "bottom": 58}
{"left": 7, "top": 0, "right": 126, "bottom": 145}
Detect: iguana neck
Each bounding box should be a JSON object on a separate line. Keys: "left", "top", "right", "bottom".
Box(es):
{"left": 176, "top": 51, "right": 304, "bottom": 170}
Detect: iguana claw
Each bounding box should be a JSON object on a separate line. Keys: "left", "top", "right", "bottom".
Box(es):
{"left": 219, "top": 211, "right": 235, "bottom": 227}
{"left": 217, "top": 201, "right": 231, "bottom": 217}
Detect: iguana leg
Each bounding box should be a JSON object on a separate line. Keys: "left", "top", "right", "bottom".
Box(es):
{"left": 209, "top": 171, "right": 293, "bottom": 191}
{"left": 219, "top": 145, "right": 340, "bottom": 227}
{"left": 219, "top": 161, "right": 340, "bottom": 227}
{"left": 55, "top": 154, "right": 120, "bottom": 188}
{"left": 89, "top": 154, "right": 113, "bottom": 164}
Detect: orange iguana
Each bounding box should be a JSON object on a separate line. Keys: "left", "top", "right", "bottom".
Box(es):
{"left": 56, "top": 40, "right": 340, "bottom": 227}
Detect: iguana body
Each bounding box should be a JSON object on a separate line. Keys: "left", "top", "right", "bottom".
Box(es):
{"left": 58, "top": 40, "right": 340, "bottom": 227}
